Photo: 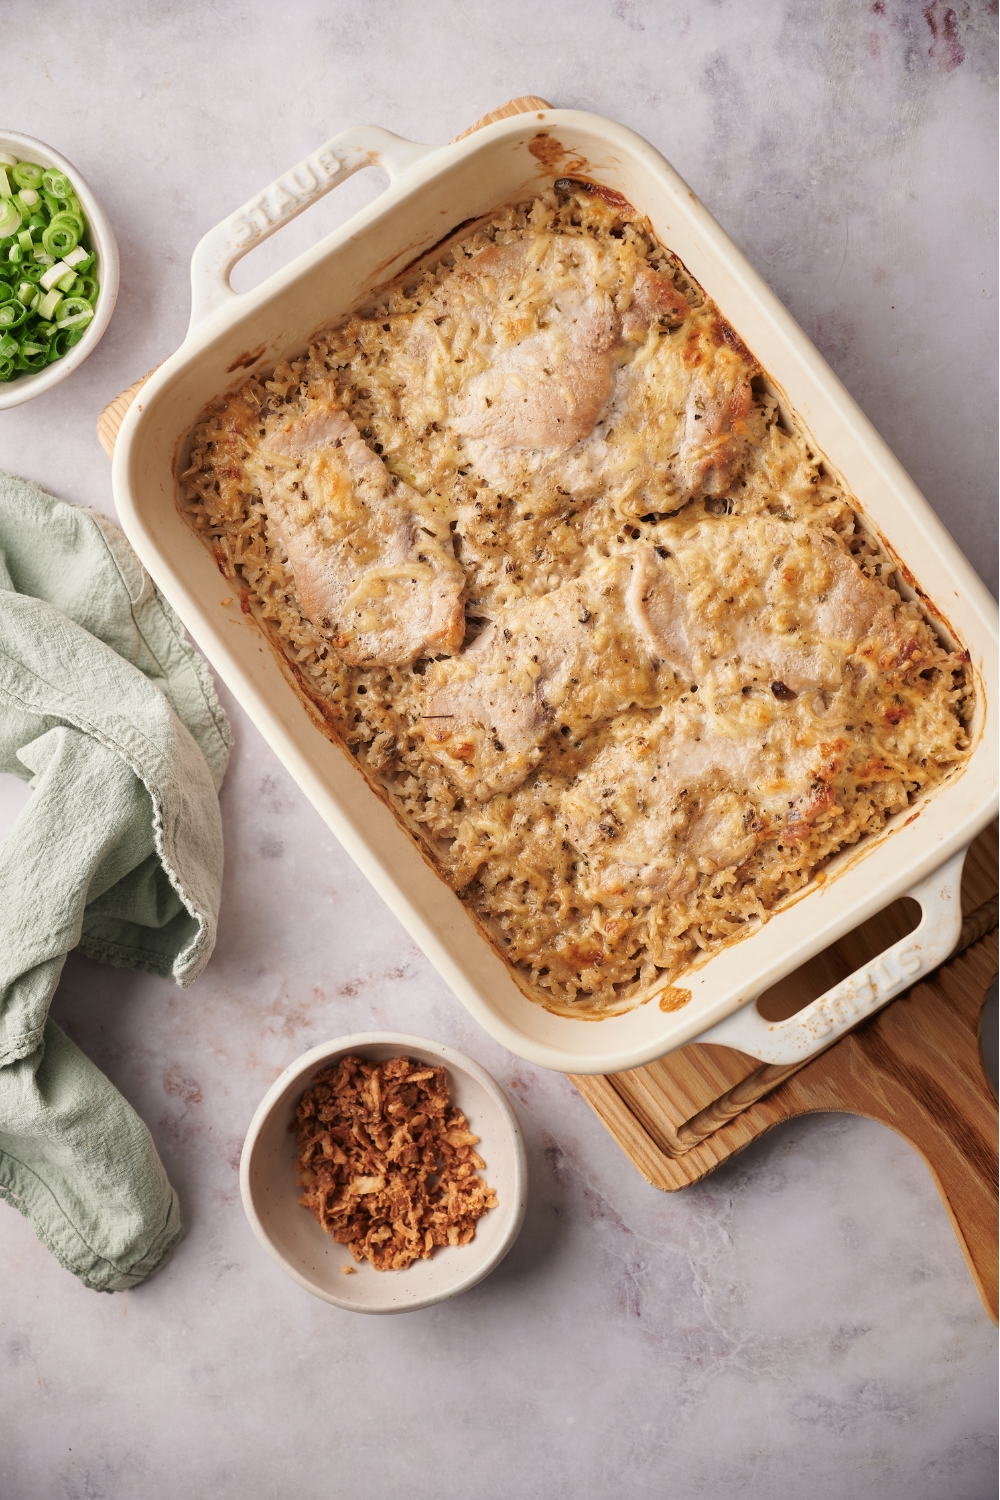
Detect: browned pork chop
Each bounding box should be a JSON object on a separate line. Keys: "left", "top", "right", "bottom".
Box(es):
{"left": 421, "top": 559, "right": 661, "bottom": 799}
{"left": 440, "top": 236, "right": 688, "bottom": 453}
{"left": 255, "top": 403, "right": 464, "bottom": 666}
{"left": 627, "top": 519, "right": 908, "bottom": 691}
{"left": 563, "top": 708, "right": 846, "bottom": 905}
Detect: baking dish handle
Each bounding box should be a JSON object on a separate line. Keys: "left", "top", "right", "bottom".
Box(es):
{"left": 690, "top": 847, "right": 968, "bottom": 1066}
{"left": 188, "top": 126, "right": 439, "bottom": 329}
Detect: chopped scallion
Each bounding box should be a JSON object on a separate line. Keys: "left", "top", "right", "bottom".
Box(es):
{"left": 41, "top": 220, "right": 80, "bottom": 257}
{"left": 11, "top": 162, "right": 43, "bottom": 191}
{"left": 0, "top": 157, "right": 100, "bottom": 381}
{"left": 40, "top": 260, "right": 70, "bottom": 291}
{"left": 37, "top": 289, "right": 63, "bottom": 321}
{"left": 17, "top": 339, "right": 48, "bottom": 370}
{"left": 55, "top": 295, "right": 94, "bottom": 329}
{"left": 0, "top": 300, "right": 28, "bottom": 328}
{"left": 40, "top": 169, "right": 71, "bottom": 199}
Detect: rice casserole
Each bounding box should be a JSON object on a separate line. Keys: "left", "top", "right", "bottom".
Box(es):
{"left": 181, "top": 182, "right": 970, "bottom": 1018}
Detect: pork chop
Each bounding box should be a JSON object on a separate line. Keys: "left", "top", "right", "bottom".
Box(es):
{"left": 562, "top": 705, "right": 832, "bottom": 905}
{"left": 436, "top": 235, "right": 688, "bottom": 455}
{"left": 421, "top": 558, "right": 660, "bottom": 800}
{"left": 253, "top": 402, "right": 465, "bottom": 667}
{"left": 627, "top": 518, "right": 904, "bottom": 691}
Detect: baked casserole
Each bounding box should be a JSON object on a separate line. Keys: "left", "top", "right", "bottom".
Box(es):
{"left": 181, "top": 183, "right": 970, "bottom": 1016}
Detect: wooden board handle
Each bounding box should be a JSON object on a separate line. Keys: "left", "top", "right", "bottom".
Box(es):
{"left": 95, "top": 97, "right": 554, "bottom": 460}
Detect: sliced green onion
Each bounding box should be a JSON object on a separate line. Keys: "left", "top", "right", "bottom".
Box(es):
{"left": 56, "top": 294, "right": 92, "bottom": 316}
{"left": 41, "top": 169, "right": 71, "bottom": 198}
{"left": 0, "top": 159, "right": 100, "bottom": 383}
{"left": 37, "top": 288, "right": 63, "bottom": 321}
{"left": 49, "top": 208, "right": 84, "bottom": 234}
{"left": 41, "top": 220, "right": 79, "bottom": 257}
{"left": 55, "top": 304, "right": 94, "bottom": 330}
{"left": 40, "top": 259, "right": 70, "bottom": 291}
{"left": 0, "top": 152, "right": 16, "bottom": 168}
{"left": 17, "top": 340, "right": 48, "bottom": 371}
{"left": 12, "top": 162, "right": 44, "bottom": 192}
{"left": 0, "top": 300, "right": 28, "bottom": 328}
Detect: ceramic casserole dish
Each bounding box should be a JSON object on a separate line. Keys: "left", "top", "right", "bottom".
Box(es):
{"left": 111, "top": 107, "right": 998, "bottom": 1076}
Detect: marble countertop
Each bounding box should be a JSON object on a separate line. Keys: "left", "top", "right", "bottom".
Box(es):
{"left": 1, "top": 3, "right": 996, "bottom": 1497}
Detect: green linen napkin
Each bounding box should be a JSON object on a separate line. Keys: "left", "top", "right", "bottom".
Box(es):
{"left": 0, "top": 473, "right": 232, "bottom": 1291}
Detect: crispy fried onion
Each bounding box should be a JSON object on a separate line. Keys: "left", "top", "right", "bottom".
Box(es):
{"left": 292, "top": 1054, "right": 498, "bottom": 1270}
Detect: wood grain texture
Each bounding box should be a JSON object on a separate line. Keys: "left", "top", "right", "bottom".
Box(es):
{"left": 96, "top": 366, "right": 160, "bottom": 458}
{"left": 573, "top": 824, "right": 998, "bottom": 1321}
{"left": 451, "top": 96, "right": 553, "bottom": 141}
{"left": 97, "top": 98, "right": 555, "bottom": 459}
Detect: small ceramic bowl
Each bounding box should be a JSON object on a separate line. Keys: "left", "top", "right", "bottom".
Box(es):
{"left": 240, "top": 1033, "right": 528, "bottom": 1314}
{"left": 0, "top": 131, "right": 119, "bottom": 411}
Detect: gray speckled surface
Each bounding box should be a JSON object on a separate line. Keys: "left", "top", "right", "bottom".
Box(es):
{"left": 0, "top": 3, "right": 996, "bottom": 1497}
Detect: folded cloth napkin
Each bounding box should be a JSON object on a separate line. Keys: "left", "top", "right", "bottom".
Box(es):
{"left": 0, "top": 472, "right": 231, "bottom": 1291}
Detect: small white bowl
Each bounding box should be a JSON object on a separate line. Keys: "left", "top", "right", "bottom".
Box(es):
{"left": 240, "top": 1033, "right": 528, "bottom": 1314}
{"left": 0, "top": 131, "right": 119, "bottom": 411}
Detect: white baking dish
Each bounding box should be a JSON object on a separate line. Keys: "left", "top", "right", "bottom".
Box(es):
{"left": 111, "top": 108, "right": 997, "bottom": 1076}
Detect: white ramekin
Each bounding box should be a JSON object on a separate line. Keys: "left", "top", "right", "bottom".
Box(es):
{"left": 0, "top": 131, "right": 119, "bottom": 411}
{"left": 240, "top": 1034, "right": 528, "bottom": 1314}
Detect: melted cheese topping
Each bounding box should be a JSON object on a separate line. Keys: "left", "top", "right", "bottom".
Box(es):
{"left": 182, "top": 187, "right": 970, "bottom": 1017}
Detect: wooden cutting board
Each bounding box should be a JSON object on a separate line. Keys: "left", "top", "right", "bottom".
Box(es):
{"left": 96, "top": 98, "right": 998, "bottom": 1320}
{"left": 573, "top": 824, "right": 998, "bottom": 1322}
